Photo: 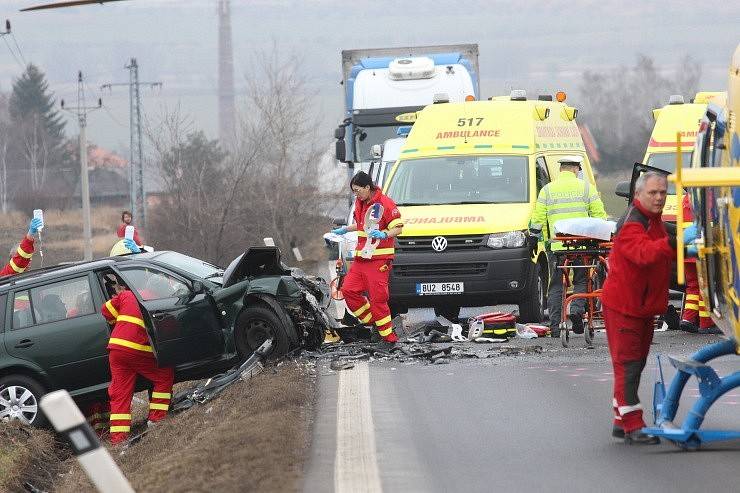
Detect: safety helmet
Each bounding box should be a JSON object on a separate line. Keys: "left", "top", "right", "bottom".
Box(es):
{"left": 557, "top": 155, "right": 583, "bottom": 168}
{"left": 109, "top": 239, "right": 134, "bottom": 256}
{"left": 109, "top": 239, "right": 154, "bottom": 256}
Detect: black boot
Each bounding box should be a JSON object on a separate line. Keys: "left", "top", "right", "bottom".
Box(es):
{"left": 624, "top": 430, "right": 660, "bottom": 445}
{"left": 550, "top": 326, "right": 560, "bottom": 338}
{"left": 612, "top": 425, "right": 625, "bottom": 439}
{"left": 570, "top": 313, "right": 584, "bottom": 334}
{"left": 679, "top": 320, "right": 699, "bottom": 333}
{"left": 697, "top": 325, "right": 723, "bottom": 335}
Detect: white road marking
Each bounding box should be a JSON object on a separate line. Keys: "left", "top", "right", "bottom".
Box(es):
{"left": 334, "top": 362, "right": 382, "bottom": 493}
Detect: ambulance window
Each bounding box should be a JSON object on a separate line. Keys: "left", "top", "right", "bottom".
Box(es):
{"left": 535, "top": 157, "right": 550, "bottom": 192}
{"left": 386, "top": 155, "right": 529, "bottom": 205}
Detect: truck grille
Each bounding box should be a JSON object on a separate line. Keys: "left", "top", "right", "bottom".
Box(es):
{"left": 394, "top": 263, "right": 488, "bottom": 277}
{"left": 396, "top": 234, "right": 487, "bottom": 252}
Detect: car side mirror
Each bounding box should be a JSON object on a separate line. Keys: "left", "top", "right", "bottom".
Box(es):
{"left": 334, "top": 126, "right": 345, "bottom": 140}
{"left": 371, "top": 144, "right": 382, "bottom": 160}
{"left": 335, "top": 139, "right": 347, "bottom": 163}
{"left": 615, "top": 181, "right": 631, "bottom": 199}
{"left": 192, "top": 280, "right": 207, "bottom": 295}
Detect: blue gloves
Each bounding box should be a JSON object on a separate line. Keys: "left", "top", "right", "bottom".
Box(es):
{"left": 28, "top": 217, "right": 43, "bottom": 235}
{"left": 683, "top": 224, "right": 698, "bottom": 245}
{"left": 124, "top": 239, "right": 141, "bottom": 253}
{"left": 331, "top": 227, "right": 348, "bottom": 235}
{"left": 369, "top": 230, "right": 388, "bottom": 240}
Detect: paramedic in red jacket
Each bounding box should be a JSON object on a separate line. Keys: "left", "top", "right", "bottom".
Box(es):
{"left": 1, "top": 218, "right": 42, "bottom": 277}
{"left": 101, "top": 276, "right": 174, "bottom": 444}
{"left": 602, "top": 171, "right": 676, "bottom": 445}
{"left": 330, "top": 171, "right": 403, "bottom": 343}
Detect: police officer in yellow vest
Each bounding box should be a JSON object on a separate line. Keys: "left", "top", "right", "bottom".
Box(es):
{"left": 529, "top": 156, "right": 607, "bottom": 337}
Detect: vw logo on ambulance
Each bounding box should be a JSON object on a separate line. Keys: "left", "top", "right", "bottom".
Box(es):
{"left": 431, "top": 236, "right": 448, "bottom": 252}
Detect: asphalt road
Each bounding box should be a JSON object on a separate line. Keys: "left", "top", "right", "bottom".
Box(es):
{"left": 304, "top": 331, "right": 739, "bottom": 493}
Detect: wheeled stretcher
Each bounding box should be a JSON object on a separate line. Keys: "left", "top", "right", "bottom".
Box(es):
{"left": 551, "top": 235, "right": 612, "bottom": 348}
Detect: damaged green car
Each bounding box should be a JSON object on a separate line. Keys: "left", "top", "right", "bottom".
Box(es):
{"left": 0, "top": 247, "right": 333, "bottom": 425}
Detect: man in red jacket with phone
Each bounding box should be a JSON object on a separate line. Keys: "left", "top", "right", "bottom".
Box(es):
{"left": 602, "top": 171, "right": 676, "bottom": 445}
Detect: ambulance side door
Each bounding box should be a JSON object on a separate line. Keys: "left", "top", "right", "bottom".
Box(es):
{"left": 115, "top": 264, "right": 225, "bottom": 368}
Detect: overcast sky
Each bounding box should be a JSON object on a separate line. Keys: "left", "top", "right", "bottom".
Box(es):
{"left": 1, "top": 0, "right": 738, "bottom": 153}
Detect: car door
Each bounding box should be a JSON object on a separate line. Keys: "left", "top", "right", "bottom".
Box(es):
{"left": 115, "top": 264, "right": 225, "bottom": 367}
{"left": 3, "top": 274, "right": 111, "bottom": 392}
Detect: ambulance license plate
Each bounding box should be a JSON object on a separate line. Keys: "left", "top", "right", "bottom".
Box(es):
{"left": 416, "top": 282, "right": 464, "bottom": 296}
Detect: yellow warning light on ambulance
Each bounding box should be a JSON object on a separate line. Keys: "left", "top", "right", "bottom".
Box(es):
{"left": 465, "top": 95, "right": 475, "bottom": 101}
{"left": 556, "top": 91, "right": 567, "bottom": 102}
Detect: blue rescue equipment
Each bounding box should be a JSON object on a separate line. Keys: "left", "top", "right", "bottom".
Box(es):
{"left": 644, "top": 338, "right": 740, "bottom": 450}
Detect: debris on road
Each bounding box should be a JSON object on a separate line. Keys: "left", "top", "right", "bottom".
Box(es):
{"left": 330, "top": 360, "right": 356, "bottom": 371}
{"left": 305, "top": 339, "right": 545, "bottom": 367}
{"left": 472, "top": 337, "right": 507, "bottom": 343}
{"left": 171, "top": 339, "right": 272, "bottom": 412}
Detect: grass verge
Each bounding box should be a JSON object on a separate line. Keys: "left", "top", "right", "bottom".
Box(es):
{"left": 55, "top": 361, "right": 316, "bottom": 492}
{"left": 0, "top": 361, "right": 316, "bottom": 492}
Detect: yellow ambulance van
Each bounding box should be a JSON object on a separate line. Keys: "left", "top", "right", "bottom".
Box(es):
{"left": 643, "top": 91, "right": 725, "bottom": 220}
{"left": 383, "top": 91, "right": 599, "bottom": 322}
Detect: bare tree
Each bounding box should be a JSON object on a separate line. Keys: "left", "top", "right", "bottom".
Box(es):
{"left": 146, "top": 51, "right": 336, "bottom": 268}
{"left": 578, "top": 54, "right": 702, "bottom": 174}
{"left": 238, "top": 50, "right": 331, "bottom": 262}
{"left": 20, "top": 114, "right": 51, "bottom": 191}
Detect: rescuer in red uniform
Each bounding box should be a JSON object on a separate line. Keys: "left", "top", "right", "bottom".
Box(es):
{"left": 116, "top": 210, "right": 143, "bottom": 245}
{"left": 101, "top": 275, "right": 174, "bottom": 444}
{"left": 602, "top": 172, "right": 676, "bottom": 445}
{"left": 680, "top": 194, "right": 722, "bottom": 334}
{"left": 1, "top": 218, "right": 42, "bottom": 277}
{"left": 331, "top": 172, "right": 404, "bottom": 344}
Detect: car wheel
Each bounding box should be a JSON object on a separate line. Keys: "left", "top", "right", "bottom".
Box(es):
{"left": 519, "top": 261, "right": 546, "bottom": 323}
{"left": 0, "top": 375, "right": 47, "bottom": 427}
{"left": 235, "top": 305, "right": 291, "bottom": 360}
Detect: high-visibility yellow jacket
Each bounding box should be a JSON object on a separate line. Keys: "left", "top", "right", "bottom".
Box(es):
{"left": 529, "top": 171, "right": 607, "bottom": 250}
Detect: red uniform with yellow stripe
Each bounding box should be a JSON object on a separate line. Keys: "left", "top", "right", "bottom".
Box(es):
{"left": 352, "top": 189, "right": 403, "bottom": 259}
{"left": 102, "top": 290, "right": 154, "bottom": 356}
{"left": 101, "top": 290, "right": 174, "bottom": 444}
{"left": 681, "top": 194, "right": 713, "bottom": 329}
{"left": 0, "top": 236, "right": 34, "bottom": 276}
{"left": 343, "top": 189, "right": 403, "bottom": 342}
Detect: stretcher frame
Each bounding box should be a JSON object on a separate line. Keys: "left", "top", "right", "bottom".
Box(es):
{"left": 552, "top": 235, "right": 612, "bottom": 349}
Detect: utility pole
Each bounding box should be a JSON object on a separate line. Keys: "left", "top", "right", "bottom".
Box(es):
{"left": 101, "top": 59, "right": 161, "bottom": 232}
{"left": 61, "top": 71, "right": 101, "bottom": 261}
{"left": 218, "top": 0, "right": 236, "bottom": 149}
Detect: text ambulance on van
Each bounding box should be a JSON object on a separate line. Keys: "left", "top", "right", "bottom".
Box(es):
{"left": 643, "top": 91, "right": 726, "bottom": 220}
{"left": 383, "top": 90, "right": 600, "bottom": 322}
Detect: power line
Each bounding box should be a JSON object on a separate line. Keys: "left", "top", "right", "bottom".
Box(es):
{"left": 82, "top": 78, "right": 126, "bottom": 129}
{"left": 1, "top": 20, "right": 25, "bottom": 70}
{"left": 10, "top": 33, "right": 27, "bottom": 66}
{"left": 103, "top": 105, "right": 127, "bottom": 128}
{"left": 2, "top": 35, "right": 24, "bottom": 70}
